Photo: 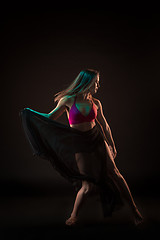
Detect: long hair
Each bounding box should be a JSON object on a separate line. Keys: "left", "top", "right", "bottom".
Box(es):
{"left": 53, "top": 69, "right": 99, "bottom": 103}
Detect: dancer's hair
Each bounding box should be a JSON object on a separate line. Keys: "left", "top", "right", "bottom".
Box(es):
{"left": 53, "top": 69, "right": 99, "bottom": 103}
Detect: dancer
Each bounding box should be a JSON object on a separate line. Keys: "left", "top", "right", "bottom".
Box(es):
{"left": 19, "top": 69, "right": 143, "bottom": 226}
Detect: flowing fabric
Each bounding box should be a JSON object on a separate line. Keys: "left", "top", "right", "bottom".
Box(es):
{"left": 19, "top": 108, "right": 123, "bottom": 217}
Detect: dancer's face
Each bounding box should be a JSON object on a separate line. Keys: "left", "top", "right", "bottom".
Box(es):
{"left": 95, "top": 75, "right": 100, "bottom": 92}
{"left": 89, "top": 74, "right": 100, "bottom": 94}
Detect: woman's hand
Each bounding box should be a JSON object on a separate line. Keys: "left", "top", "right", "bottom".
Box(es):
{"left": 109, "top": 145, "right": 117, "bottom": 159}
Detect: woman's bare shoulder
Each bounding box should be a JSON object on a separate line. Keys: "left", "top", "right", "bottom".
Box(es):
{"left": 92, "top": 97, "right": 101, "bottom": 104}
{"left": 60, "top": 94, "right": 74, "bottom": 101}
{"left": 61, "top": 94, "right": 76, "bottom": 109}
{"left": 92, "top": 97, "right": 101, "bottom": 110}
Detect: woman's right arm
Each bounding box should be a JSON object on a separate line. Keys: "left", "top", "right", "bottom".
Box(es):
{"left": 48, "top": 96, "right": 68, "bottom": 120}
{"left": 25, "top": 108, "right": 50, "bottom": 118}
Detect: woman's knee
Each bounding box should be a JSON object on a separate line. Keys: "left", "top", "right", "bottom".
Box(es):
{"left": 82, "top": 181, "right": 94, "bottom": 195}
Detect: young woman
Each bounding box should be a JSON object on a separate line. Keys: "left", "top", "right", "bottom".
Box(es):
{"left": 19, "top": 69, "right": 143, "bottom": 226}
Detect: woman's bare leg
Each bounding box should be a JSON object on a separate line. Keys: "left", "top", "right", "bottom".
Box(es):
{"left": 104, "top": 141, "right": 143, "bottom": 225}
{"left": 110, "top": 169, "right": 143, "bottom": 225}
{"left": 71, "top": 181, "right": 94, "bottom": 218}
{"left": 66, "top": 152, "right": 95, "bottom": 225}
{"left": 65, "top": 181, "right": 93, "bottom": 225}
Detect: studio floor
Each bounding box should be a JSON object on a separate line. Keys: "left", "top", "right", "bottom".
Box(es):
{"left": 0, "top": 182, "right": 159, "bottom": 239}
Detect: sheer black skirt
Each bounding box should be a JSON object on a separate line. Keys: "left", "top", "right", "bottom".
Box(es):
{"left": 19, "top": 108, "right": 123, "bottom": 217}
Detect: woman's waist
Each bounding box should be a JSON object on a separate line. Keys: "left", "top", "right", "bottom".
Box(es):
{"left": 70, "top": 120, "right": 96, "bottom": 132}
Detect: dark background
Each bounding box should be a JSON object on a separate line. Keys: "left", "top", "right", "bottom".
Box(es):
{"left": 1, "top": 2, "right": 160, "bottom": 238}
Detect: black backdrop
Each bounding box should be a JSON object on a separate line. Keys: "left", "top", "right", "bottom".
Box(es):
{"left": 1, "top": 2, "right": 160, "bottom": 237}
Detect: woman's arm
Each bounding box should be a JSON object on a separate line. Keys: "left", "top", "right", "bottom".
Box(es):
{"left": 95, "top": 99, "right": 117, "bottom": 158}
{"left": 48, "top": 96, "right": 68, "bottom": 120}
{"left": 100, "top": 123, "right": 115, "bottom": 149}
{"left": 25, "top": 108, "right": 50, "bottom": 118}
{"left": 25, "top": 96, "right": 68, "bottom": 120}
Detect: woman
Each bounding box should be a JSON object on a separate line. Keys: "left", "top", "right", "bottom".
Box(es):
{"left": 19, "top": 69, "right": 143, "bottom": 226}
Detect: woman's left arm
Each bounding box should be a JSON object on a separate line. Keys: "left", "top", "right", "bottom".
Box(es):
{"left": 95, "top": 100, "right": 117, "bottom": 158}
{"left": 101, "top": 124, "right": 115, "bottom": 149}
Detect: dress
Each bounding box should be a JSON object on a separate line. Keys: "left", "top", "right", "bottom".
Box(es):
{"left": 19, "top": 107, "right": 123, "bottom": 217}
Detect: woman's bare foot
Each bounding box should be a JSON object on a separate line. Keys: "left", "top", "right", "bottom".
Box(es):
{"left": 65, "top": 216, "right": 78, "bottom": 226}
{"left": 133, "top": 208, "right": 144, "bottom": 226}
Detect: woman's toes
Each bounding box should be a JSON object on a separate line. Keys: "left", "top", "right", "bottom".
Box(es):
{"left": 134, "top": 209, "right": 144, "bottom": 226}
{"left": 65, "top": 216, "right": 78, "bottom": 226}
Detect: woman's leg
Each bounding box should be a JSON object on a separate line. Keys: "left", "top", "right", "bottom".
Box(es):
{"left": 66, "top": 152, "right": 95, "bottom": 226}
{"left": 65, "top": 180, "right": 94, "bottom": 225}
{"left": 71, "top": 180, "right": 94, "bottom": 218}
{"left": 104, "top": 140, "right": 143, "bottom": 225}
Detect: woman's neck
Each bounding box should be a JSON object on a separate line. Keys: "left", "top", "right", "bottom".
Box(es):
{"left": 77, "top": 93, "right": 92, "bottom": 101}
